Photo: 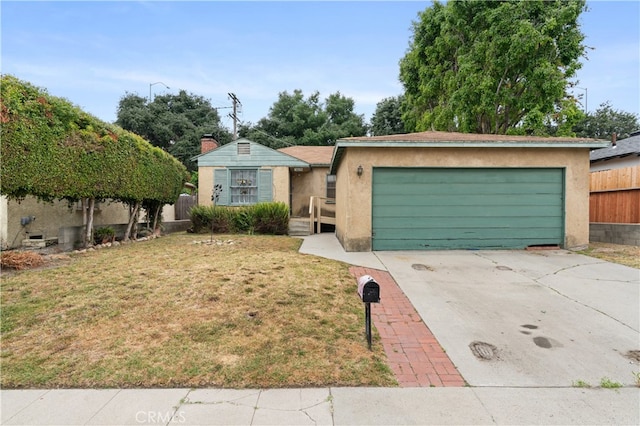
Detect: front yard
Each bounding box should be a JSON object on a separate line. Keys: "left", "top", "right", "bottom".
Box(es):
{"left": 0, "top": 233, "right": 396, "bottom": 388}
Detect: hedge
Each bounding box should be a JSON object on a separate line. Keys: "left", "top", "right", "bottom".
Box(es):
{"left": 0, "top": 75, "right": 188, "bottom": 205}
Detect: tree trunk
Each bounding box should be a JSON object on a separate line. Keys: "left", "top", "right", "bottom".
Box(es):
{"left": 81, "top": 198, "right": 88, "bottom": 247}
{"left": 152, "top": 204, "right": 161, "bottom": 234}
{"left": 132, "top": 206, "right": 140, "bottom": 240}
{"left": 124, "top": 201, "right": 141, "bottom": 242}
{"left": 84, "top": 198, "right": 95, "bottom": 248}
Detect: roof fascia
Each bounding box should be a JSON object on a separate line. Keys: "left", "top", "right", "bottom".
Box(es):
{"left": 329, "top": 139, "right": 611, "bottom": 174}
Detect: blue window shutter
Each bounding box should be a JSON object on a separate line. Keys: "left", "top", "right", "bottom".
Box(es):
{"left": 214, "top": 169, "right": 229, "bottom": 206}
{"left": 258, "top": 169, "right": 272, "bottom": 202}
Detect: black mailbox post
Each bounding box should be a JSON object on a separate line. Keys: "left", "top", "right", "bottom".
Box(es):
{"left": 357, "top": 275, "right": 380, "bottom": 350}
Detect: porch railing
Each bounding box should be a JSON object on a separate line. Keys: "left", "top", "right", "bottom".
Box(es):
{"left": 309, "top": 196, "right": 336, "bottom": 234}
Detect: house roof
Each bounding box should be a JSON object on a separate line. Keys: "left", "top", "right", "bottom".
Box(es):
{"left": 590, "top": 132, "right": 640, "bottom": 162}
{"left": 278, "top": 146, "right": 334, "bottom": 166}
{"left": 196, "top": 138, "right": 309, "bottom": 168}
{"left": 340, "top": 131, "right": 605, "bottom": 144}
{"left": 330, "top": 131, "right": 609, "bottom": 174}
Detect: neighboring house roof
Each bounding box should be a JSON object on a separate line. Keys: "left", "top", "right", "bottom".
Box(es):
{"left": 590, "top": 131, "right": 640, "bottom": 163}
{"left": 330, "top": 131, "right": 609, "bottom": 173}
{"left": 195, "top": 138, "right": 309, "bottom": 168}
{"left": 278, "top": 146, "right": 334, "bottom": 166}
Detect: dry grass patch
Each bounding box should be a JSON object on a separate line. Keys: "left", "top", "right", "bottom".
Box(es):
{"left": 1, "top": 233, "right": 396, "bottom": 388}
{"left": 577, "top": 242, "right": 640, "bottom": 269}
{"left": 1, "top": 251, "right": 45, "bottom": 270}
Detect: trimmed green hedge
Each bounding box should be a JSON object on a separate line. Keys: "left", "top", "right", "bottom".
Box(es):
{"left": 0, "top": 75, "right": 188, "bottom": 204}
{"left": 189, "top": 202, "right": 289, "bottom": 235}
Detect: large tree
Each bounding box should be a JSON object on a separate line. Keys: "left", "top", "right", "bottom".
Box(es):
{"left": 573, "top": 102, "right": 639, "bottom": 140}
{"left": 370, "top": 96, "right": 406, "bottom": 136}
{"left": 399, "top": 0, "right": 588, "bottom": 134}
{"left": 116, "top": 91, "right": 232, "bottom": 171}
{"left": 241, "top": 90, "right": 367, "bottom": 148}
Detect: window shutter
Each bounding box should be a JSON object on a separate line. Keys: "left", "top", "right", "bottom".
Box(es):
{"left": 214, "top": 169, "right": 229, "bottom": 206}
{"left": 258, "top": 169, "right": 272, "bottom": 202}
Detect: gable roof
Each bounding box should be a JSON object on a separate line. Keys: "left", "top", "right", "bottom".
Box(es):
{"left": 330, "top": 131, "right": 609, "bottom": 173}
{"left": 590, "top": 132, "right": 640, "bottom": 162}
{"left": 278, "top": 146, "right": 334, "bottom": 166}
{"left": 196, "top": 138, "right": 308, "bottom": 168}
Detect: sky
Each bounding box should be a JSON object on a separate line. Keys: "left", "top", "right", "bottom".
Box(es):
{"left": 2, "top": 1, "right": 639, "bottom": 132}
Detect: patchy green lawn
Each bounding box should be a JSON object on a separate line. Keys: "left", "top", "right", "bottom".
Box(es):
{"left": 1, "top": 233, "right": 396, "bottom": 389}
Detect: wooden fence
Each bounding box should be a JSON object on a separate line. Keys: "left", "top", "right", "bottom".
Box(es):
{"left": 174, "top": 195, "right": 197, "bottom": 220}
{"left": 589, "top": 165, "right": 640, "bottom": 223}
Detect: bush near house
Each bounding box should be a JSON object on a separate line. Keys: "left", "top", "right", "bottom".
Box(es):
{"left": 93, "top": 226, "right": 116, "bottom": 244}
{"left": 189, "top": 202, "right": 289, "bottom": 235}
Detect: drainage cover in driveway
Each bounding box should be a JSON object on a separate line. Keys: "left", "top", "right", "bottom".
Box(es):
{"left": 412, "top": 263, "right": 434, "bottom": 271}
{"left": 469, "top": 341, "right": 498, "bottom": 360}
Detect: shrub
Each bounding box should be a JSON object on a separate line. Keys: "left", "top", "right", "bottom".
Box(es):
{"left": 253, "top": 202, "right": 289, "bottom": 235}
{"left": 189, "top": 205, "right": 234, "bottom": 233}
{"left": 94, "top": 226, "right": 115, "bottom": 244}
{"left": 188, "top": 205, "right": 210, "bottom": 233}
{"left": 210, "top": 206, "right": 235, "bottom": 233}
{"left": 189, "top": 202, "right": 289, "bottom": 235}
{"left": 233, "top": 207, "right": 256, "bottom": 234}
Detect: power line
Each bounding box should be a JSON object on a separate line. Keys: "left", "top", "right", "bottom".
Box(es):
{"left": 251, "top": 129, "right": 297, "bottom": 147}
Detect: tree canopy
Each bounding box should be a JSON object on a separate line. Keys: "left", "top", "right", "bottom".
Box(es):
{"left": 240, "top": 90, "right": 368, "bottom": 148}
{"left": 1, "top": 75, "right": 187, "bottom": 205}
{"left": 370, "top": 96, "right": 406, "bottom": 136}
{"left": 116, "top": 91, "right": 232, "bottom": 171}
{"left": 573, "top": 102, "right": 640, "bottom": 140}
{"left": 399, "top": 0, "right": 588, "bottom": 135}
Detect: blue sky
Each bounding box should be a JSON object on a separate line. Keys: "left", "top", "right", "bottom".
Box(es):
{"left": 2, "top": 1, "right": 639, "bottom": 132}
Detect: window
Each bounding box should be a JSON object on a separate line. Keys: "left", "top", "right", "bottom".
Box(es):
{"left": 214, "top": 168, "right": 272, "bottom": 206}
{"left": 230, "top": 169, "right": 257, "bottom": 205}
{"left": 326, "top": 174, "right": 336, "bottom": 200}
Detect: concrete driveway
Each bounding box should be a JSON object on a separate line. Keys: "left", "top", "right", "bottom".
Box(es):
{"left": 375, "top": 249, "right": 640, "bottom": 387}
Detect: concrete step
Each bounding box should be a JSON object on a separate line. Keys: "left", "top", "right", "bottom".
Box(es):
{"left": 289, "top": 219, "right": 310, "bottom": 236}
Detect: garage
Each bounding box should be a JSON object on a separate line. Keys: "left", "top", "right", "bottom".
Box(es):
{"left": 372, "top": 167, "right": 565, "bottom": 250}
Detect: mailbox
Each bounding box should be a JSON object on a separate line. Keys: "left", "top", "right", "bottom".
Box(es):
{"left": 357, "top": 275, "right": 380, "bottom": 303}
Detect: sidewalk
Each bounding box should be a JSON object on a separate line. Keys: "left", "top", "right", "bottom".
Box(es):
{"left": 3, "top": 386, "right": 638, "bottom": 425}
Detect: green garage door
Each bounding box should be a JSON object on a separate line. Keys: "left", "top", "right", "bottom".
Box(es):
{"left": 372, "top": 168, "right": 564, "bottom": 250}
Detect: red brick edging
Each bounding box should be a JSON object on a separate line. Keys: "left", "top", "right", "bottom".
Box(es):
{"left": 350, "top": 266, "right": 466, "bottom": 387}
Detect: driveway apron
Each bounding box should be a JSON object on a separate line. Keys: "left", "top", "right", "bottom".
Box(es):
{"left": 374, "top": 249, "right": 640, "bottom": 387}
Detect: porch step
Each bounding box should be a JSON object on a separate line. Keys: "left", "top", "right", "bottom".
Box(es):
{"left": 289, "top": 218, "right": 310, "bottom": 236}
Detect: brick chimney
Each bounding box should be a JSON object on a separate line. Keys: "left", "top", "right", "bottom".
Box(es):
{"left": 201, "top": 134, "right": 218, "bottom": 154}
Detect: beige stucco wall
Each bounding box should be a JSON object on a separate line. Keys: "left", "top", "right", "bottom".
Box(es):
{"left": 198, "top": 166, "right": 290, "bottom": 207}
{"left": 161, "top": 203, "right": 176, "bottom": 222}
{"left": 272, "top": 167, "right": 290, "bottom": 205}
{"left": 4, "top": 196, "right": 133, "bottom": 249}
{"left": 198, "top": 166, "right": 216, "bottom": 206}
{"left": 290, "top": 167, "right": 336, "bottom": 218}
{"left": 336, "top": 147, "right": 591, "bottom": 251}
